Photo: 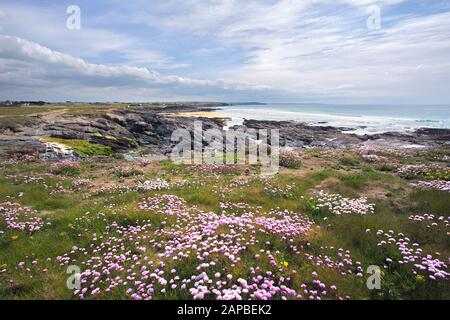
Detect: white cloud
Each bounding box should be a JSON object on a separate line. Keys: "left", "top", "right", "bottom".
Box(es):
{"left": 0, "top": 35, "right": 269, "bottom": 101}
{"left": 0, "top": 1, "right": 449, "bottom": 103}
{"left": 181, "top": 2, "right": 450, "bottom": 101}
{"left": 0, "top": 3, "right": 187, "bottom": 70}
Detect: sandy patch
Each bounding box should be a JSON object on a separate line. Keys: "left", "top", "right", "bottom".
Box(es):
{"left": 164, "top": 111, "right": 230, "bottom": 119}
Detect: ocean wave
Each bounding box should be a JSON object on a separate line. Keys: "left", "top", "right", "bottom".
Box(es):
{"left": 220, "top": 105, "right": 450, "bottom": 135}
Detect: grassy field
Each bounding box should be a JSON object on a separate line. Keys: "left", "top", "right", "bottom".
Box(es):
{"left": 0, "top": 103, "right": 123, "bottom": 132}
{"left": 0, "top": 103, "right": 131, "bottom": 117}
{"left": 0, "top": 147, "right": 448, "bottom": 300}
{"left": 0, "top": 102, "right": 213, "bottom": 118}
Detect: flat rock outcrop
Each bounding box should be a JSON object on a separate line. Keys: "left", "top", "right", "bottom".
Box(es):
{"left": 0, "top": 105, "right": 225, "bottom": 158}
{"left": 1, "top": 105, "right": 449, "bottom": 159}
{"left": 241, "top": 119, "right": 450, "bottom": 148}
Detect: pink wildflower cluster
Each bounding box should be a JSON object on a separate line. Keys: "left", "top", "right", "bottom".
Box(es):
{"left": 411, "top": 180, "right": 450, "bottom": 192}
{"left": 87, "top": 179, "right": 171, "bottom": 198}
{"left": 0, "top": 202, "right": 48, "bottom": 233}
{"left": 372, "top": 229, "right": 449, "bottom": 281}
{"left": 397, "top": 164, "right": 449, "bottom": 180}
{"left": 397, "top": 164, "right": 427, "bottom": 179}
{"left": 0, "top": 154, "right": 37, "bottom": 165}
{"left": 313, "top": 191, "right": 375, "bottom": 215}
{"left": 14, "top": 254, "right": 51, "bottom": 279}
{"left": 408, "top": 214, "right": 449, "bottom": 233}
{"left": 136, "top": 195, "right": 319, "bottom": 299}
{"left": 172, "top": 179, "right": 189, "bottom": 188}
{"left": 72, "top": 178, "right": 92, "bottom": 190}
{"left": 227, "top": 176, "right": 254, "bottom": 189}
{"left": 49, "top": 159, "right": 79, "bottom": 173}
{"left": 296, "top": 273, "right": 342, "bottom": 300}
{"left": 49, "top": 182, "right": 71, "bottom": 195}
{"left": 7, "top": 174, "right": 45, "bottom": 184}
{"left": 304, "top": 246, "right": 364, "bottom": 277}
{"left": 88, "top": 184, "right": 133, "bottom": 197}
{"left": 263, "top": 181, "right": 296, "bottom": 198}
{"left": 362, "top": 154, "right": 390, "bottom": 163}
{"left": 219, "top": 202, "right": 260, "bottom": 212}
{"left": 111, "top": 165, "right": 144, "bottom": 177}
{"left": 135, "top": 179, "right": 170, "bottom": 191}
{"left": 193, "top": 164, "right": 239, "bottom": 175}
{"left": 138, "top": 194, "right": 189, "bottom": 217}
{"left": 56, "top": 194, "right": 348, "bottom": 300}
{"left": 7, "top": 173, "right": 87, "bottom": 195}
{"left": 279, "top": 150, "right": 302, "bottom": 169}
{"left": 210, "top": 176, "right": 258, "bottom": 198}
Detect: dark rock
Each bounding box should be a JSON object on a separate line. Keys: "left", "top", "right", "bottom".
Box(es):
{"left": 0, "top": 136, "right": 45, "bottom": 159}
{"left": 2, "top": 105, "right": 449, "bottom": 159}
{"left": 240, "top": 119, "right": 365, "bottom": 148}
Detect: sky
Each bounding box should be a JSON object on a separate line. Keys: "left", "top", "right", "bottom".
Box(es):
{"left": 0, "top": 0, "right": 450, "bottom": 103}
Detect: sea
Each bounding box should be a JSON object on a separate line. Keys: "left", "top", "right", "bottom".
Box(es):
{"left": 218, "top": 103, "right": 450, "bottom": 135}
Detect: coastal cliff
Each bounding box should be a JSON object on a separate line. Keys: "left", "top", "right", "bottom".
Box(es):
{"left": 1, "top": 104, "right": 449, "bottom": 159}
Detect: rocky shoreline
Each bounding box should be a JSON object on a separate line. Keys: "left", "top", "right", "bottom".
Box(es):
{"left": 241, "top": 119, "right": 450, "bottom": 149}
{"left": 0, "top": 104, "right": 449, "bottom": 159}
{"left": 0, "top": 104, "right": 224, "bottom": 158}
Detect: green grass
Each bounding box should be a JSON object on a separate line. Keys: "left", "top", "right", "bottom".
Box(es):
{"left": 42, "top": 137, "right": 113, "bottom": 157}
{"left": 0, "top": 106, "right": 60, "bottom": 116}
{"left": 408, "top": 189, "right": 450, "bottom": 215}
{"left": 339, "top": 169, "right": 395, "bottom": 189}
{"left": 339, "top": 156, "right": 360, "bottom": 167}
{"left": 0, "top": 147, "right": 449, "bottom": 300}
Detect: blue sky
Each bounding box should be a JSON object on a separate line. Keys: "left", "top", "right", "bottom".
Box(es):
{"left": 0, "top": 0, "right": 450, "bottom": 103}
